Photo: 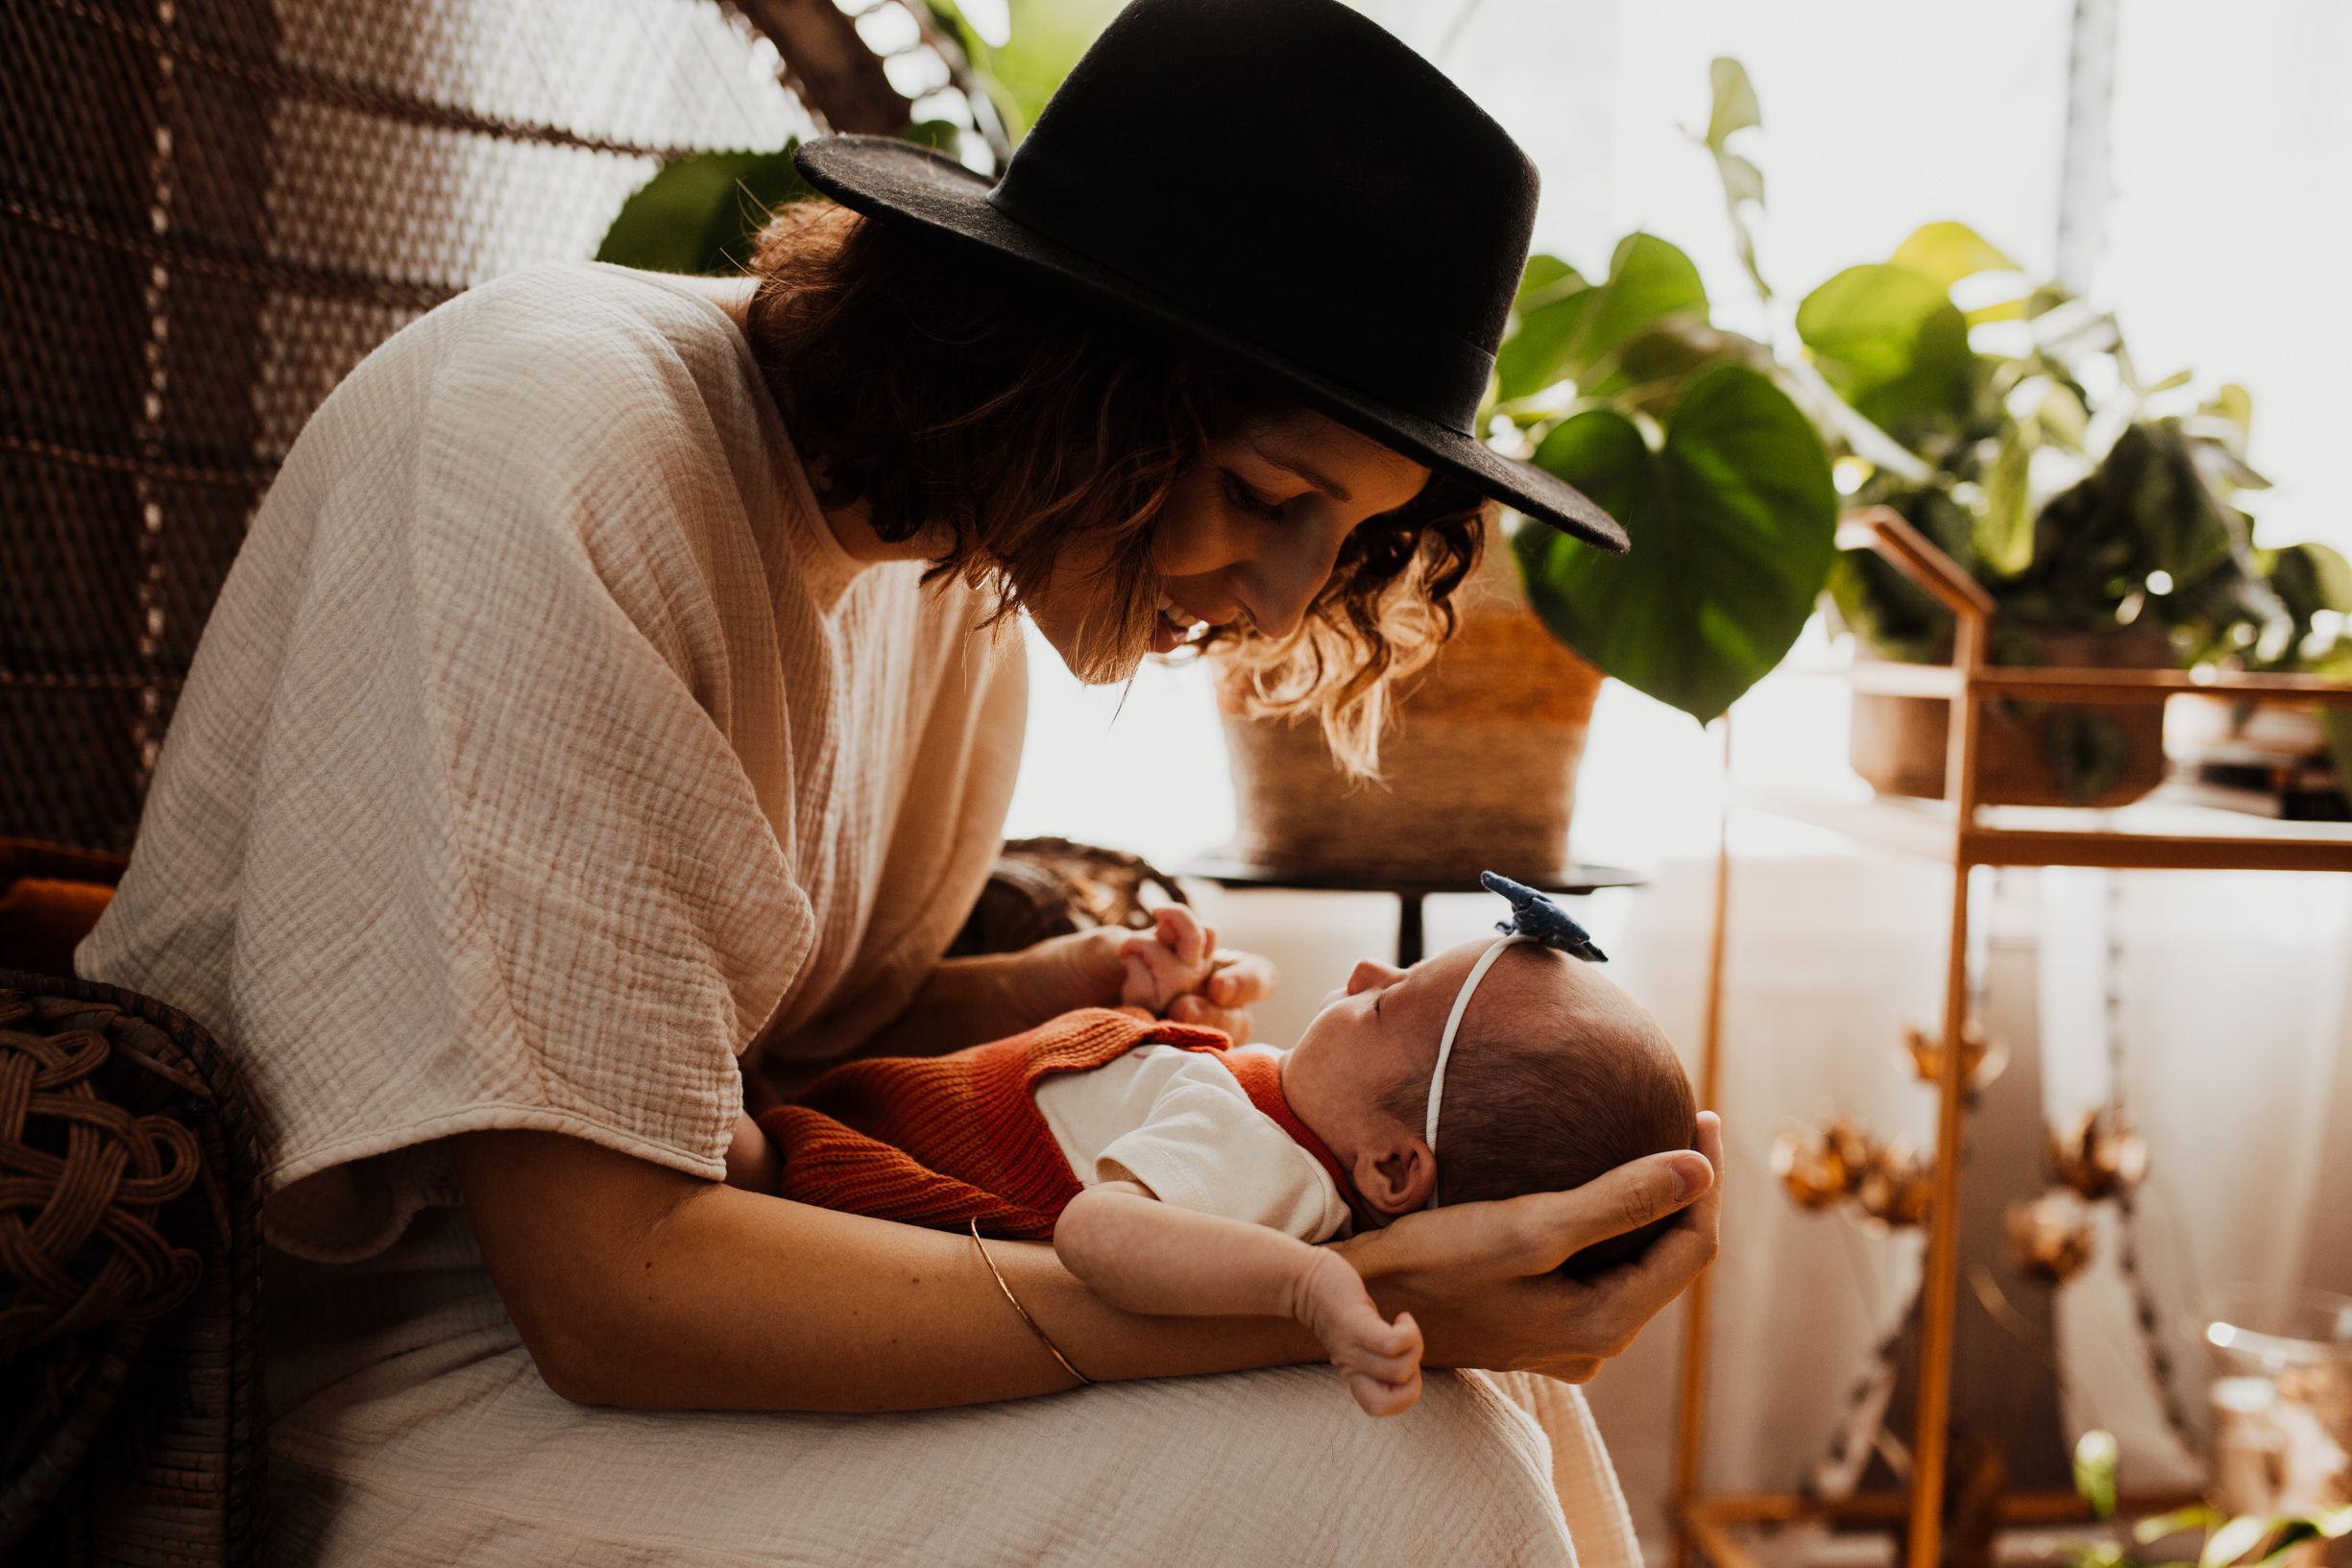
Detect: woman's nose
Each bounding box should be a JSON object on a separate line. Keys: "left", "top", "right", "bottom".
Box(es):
{"left": 1235, "top": 515, "right": 1350, "bottom": 639}
{"left": 1346, "top": 958, "right": 1405, "bottom": 996}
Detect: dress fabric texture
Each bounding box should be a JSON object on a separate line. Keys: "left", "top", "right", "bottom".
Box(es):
{"left": 78, "top": 261, "right": 1637, "bottom": 1567}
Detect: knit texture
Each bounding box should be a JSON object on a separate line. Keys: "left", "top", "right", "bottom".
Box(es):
{"left": 764, "top": 1008, "right": 1358, "bottom": 1238}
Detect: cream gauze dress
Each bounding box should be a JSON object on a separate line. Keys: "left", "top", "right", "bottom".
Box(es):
{"left": 80, "top": 261, "right": 1643, "bottom": 1568}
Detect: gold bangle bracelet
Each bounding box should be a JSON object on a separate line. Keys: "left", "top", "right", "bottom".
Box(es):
{"left": 968, "top": 1218, "right": 1093, "bottom": 1387}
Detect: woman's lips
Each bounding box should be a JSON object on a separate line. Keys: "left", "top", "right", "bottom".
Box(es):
{"left": 1152, "top": 592, "right": 1214, "bottom": 654}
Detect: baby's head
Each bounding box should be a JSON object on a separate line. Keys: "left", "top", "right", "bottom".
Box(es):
{"left": 1282, "top": 938, "right": 1696, "bottom": 1275}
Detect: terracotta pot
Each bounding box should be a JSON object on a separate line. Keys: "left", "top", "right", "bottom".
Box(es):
{"left": 1219, "top": 525, "right": 1604, "bottom": 880}
{"left": 1849, "top": 626, "right": 2172, "bottom": 808}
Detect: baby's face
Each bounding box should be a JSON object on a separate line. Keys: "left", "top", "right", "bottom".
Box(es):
{"left": 1279, "top": 940, "right": 1502, "bottom": 1147}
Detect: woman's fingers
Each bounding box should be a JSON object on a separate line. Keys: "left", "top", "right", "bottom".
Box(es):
{"left": 1372, "top": 1143, "right": 1711, "bottom": 1280}
{"left": 1570, "top": 1112, "right": 1724, "bottom": 1339}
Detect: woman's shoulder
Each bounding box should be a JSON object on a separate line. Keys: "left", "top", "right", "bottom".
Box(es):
{"left": 455, "top": 260, "right": 742, "bottom": 343}
{"left": 294, "top": 261, "right": 766, "bottom": 479}
{"left": 425, "top": 262, "right": 754, "bottom": 413}
{"left": 294, "top": 261, "right": 785, "bottom": 525}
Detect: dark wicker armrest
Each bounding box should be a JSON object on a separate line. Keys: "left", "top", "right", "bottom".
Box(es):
{"left": 946, "top": 836, "right": 1193, "bottom": 957}
{"left": 0, "top": 971, "right": 264, "bottom": 1567}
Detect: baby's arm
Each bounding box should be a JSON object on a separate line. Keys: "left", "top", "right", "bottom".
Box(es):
{"left": 1055, "top": 1181, "right": 1423, "bottom": 1416}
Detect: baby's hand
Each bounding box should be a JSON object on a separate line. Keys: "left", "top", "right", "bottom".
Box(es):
{"left": 1118, "top": 905, "right": 1219, "bottom": 1017}
{"left": 1293, "top": 1248, "right": 1423, "bottom": 1417}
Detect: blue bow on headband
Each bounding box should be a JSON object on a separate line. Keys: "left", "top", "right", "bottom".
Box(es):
{"left": 1482, "top": 871, "right": 1607, "bottom": 962}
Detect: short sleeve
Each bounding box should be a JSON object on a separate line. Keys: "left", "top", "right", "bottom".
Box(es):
{"left": 1092, "top": 1057, "right": 1350, "bottom": 1242}
{"left": 82, "top": 267, "right": 820, "bottom": 1259}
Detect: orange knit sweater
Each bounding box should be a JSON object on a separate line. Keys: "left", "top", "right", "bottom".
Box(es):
{"left": 760, "top": 1007, "right": 1358, "bottom": 1240}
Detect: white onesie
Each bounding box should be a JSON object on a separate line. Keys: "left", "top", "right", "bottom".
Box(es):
{"left": 1031, "top": 1044, "right": 1352, "bottom": 1242}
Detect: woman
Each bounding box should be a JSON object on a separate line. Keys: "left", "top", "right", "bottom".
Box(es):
{"left": 83, "top": 0, "right": 1722, "bottom": 1561}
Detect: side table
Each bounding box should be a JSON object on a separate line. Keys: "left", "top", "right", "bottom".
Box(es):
{"left": 1176, "top": 858, "right": 1645, "bottom": 965}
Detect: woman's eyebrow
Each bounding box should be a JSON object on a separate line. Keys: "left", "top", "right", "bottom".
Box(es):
{"left": 1249, "top": 444, "right": 1352, "bottom": 503}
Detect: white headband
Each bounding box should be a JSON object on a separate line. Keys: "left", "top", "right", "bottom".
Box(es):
{"left": 1422, "top": 933, "right": 1531, "bottom": 1211}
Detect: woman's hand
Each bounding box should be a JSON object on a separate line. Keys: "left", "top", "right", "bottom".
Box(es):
{"left": 1116, "top": 905, "right": 1278, "bottom": 1044}
{"left": 847, "top": 919, "right": 1274, "bottom": 1062}
{"left": 998, "top": 916, "right": 1276, "bottom": 1043}
{"left": 1338, "top": 1112, "right": 1723, "bottom": 1381}
{"left": 1160, "top": 950, "right": 1273, "bottom": 1041}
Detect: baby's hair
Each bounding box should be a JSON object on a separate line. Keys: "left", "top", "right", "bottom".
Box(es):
{"left": 1377, "top": 947, "right": 1697, "bottom": 1276}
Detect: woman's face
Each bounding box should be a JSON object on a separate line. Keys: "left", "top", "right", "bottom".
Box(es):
{"left": 1030, "top": 408, "right": 1432, "bottom": 667}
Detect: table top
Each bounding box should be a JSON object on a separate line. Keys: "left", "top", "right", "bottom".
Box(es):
{"left": 1176, "top": 857, "right": 1647, "bottom": 897}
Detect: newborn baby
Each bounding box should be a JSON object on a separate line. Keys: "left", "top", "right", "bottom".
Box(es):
{"left": 753, "top": 877, "right": 1695, "bottom": 1416}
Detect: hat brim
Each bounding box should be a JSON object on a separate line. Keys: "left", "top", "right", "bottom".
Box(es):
{"left": 794, "top": 136, "right": 1628, "bottom": 554}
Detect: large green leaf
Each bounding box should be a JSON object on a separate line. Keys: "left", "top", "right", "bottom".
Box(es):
{"left": 595, "top": 144, "right": 815, "bottom": 277}
{"left": 1796, "top": 263, "right": 1970, "bottom": 430}
{"left": 1797, "top": 264, "right": 1948, "bottom": 386}
{"left": 1515, "top": 363, "right": 1837, "bottom": 720}
{"left": 1889, "top": 221, "right": 2017, "bottom": 290}
{"left": 1495, "top": 236, "right": 1709, "bottom": 405}
{"left": 1495, "top": 255, "right": 1594, "bottom": 403}
{"left": 1575, "top": 233, "right": 1710, "bottom": 398}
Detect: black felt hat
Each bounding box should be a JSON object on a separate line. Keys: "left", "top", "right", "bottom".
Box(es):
{"left": 792, "top": 0, "right": 1626, "bottom": 551}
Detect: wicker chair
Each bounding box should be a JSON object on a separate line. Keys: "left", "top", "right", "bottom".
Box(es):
{"left": 0, "top": 968, "right": 265, "bottom": 1566}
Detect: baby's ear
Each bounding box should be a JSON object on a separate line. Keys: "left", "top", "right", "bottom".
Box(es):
{"left": 1355, "top": 1133, "right": 1437, "bottom": 1217}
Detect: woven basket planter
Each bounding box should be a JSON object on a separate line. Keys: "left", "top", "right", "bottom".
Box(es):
{"left": 0, "top": 971, "right": 265, "bottom": 1567}
{"left": 1221, "top": 531, "right": 1604, "bottom": 882}
{"left": 1850, "top": 626, "right": 2172, "bottom": 808}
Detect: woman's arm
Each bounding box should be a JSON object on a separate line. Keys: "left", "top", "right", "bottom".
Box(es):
{"left": 1055, "top": 1181, "right": 1422, "bottom": 1416}
{"left": 453, "top": 1127, "right": 1318, "bottom": 1410}
{"left": 451, "top": 1111, "right": 1718, "bottom": 1411}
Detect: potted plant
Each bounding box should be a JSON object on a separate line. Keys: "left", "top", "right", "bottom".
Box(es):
{"left": 1803, "top": 224, "right": 2352, "bottom": 806}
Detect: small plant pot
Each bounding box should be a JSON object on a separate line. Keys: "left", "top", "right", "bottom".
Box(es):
{"left": 1849, "top": 626, "right": 2172, "bottom": 808}
{"left": 1219, "top": 535, "right": 1604, "bottom": 881}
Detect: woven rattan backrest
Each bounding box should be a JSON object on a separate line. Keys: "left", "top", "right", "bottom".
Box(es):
{"left": 4, "top": 0, "right": 814, "bottom": 852}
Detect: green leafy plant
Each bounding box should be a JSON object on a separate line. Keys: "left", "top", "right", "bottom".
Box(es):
{"left": 597, "top": 0, "right": 1119, "bottom": 278}
{"left": 1501, "top": 56, "right": 2352, "bottom": 758}
{"left": 1495, "top": 61, "right": 1839, "bottom": 723}
{"left": 1809, "top": 229, "right": 2352, "bottom": 679}
{"left": 1805, "top": 217, "right": 2352, "bottom": 802}
{"left": 594, "top": 143, "right": 816, "bottom": 277}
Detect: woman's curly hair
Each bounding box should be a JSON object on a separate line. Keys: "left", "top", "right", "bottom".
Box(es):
{"left": 743, "top": 202, "right": 1487, "bottom": 773}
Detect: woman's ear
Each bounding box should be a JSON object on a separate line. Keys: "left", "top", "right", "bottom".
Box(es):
{"left": 1353, "top": 1129, "right": 1437, "bottom": 1216}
